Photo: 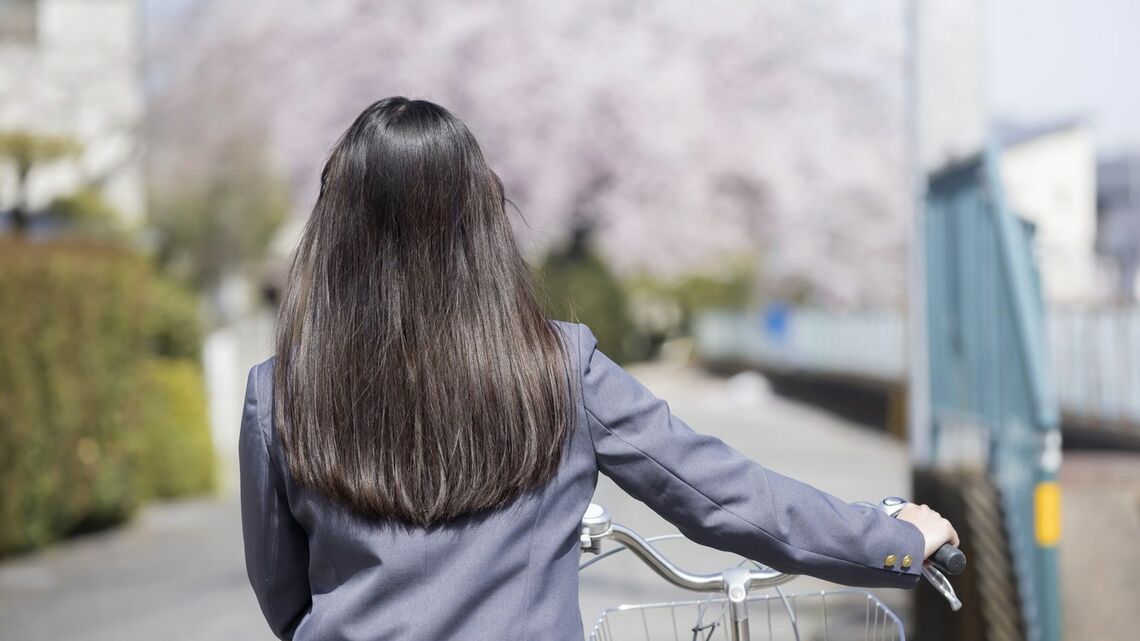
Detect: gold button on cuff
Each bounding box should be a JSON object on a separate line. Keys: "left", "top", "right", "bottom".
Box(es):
{"left": 883, "top": 554, "right": 897, "bottom": 568}
{"left": 901, "top": 555, "right": 913, "bottom": 569}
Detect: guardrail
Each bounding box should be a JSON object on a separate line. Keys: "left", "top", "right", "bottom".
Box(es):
{"left": 1050, "top": 308, "right": 1140, "bottom": 433}
{"left": 695, "top": 306, "right": 1140, "bottom": 438}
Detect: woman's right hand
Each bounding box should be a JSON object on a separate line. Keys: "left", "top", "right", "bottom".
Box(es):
{"left": 896, "top": 503, "right": 960, "bottom": 560}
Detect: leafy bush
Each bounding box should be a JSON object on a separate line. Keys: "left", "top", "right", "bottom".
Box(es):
{"left": 144, "top": 277, "right": 204, "bottom": 361}
{"left": 0, "top": 239, "right": 214, "bottom": 555}
{"left": 536, "top": 247, "right": 636, "bottom": 363}
{"left": 130, "top": 359, "right": 215, "bottom": 499}
{"left": 50, "top": 187, "right": 123, "bottom": 233}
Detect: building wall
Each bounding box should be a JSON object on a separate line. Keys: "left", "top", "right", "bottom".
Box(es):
{"left": 0, "top": 0, "right": 144, "bottom": 224}
{"left": 999, "top": 126, "right": 1105, "bottom": 304}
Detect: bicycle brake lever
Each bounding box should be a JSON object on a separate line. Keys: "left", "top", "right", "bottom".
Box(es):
{"left": 922, "top": 565, "right": 963, "bottom": 611}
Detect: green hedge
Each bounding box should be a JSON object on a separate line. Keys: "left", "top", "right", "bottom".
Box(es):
{"left": 0, "top": 239, "right": 215, "bottom": 555}
{"left": 131, "top": 359, "right": 215, "bottom": 499}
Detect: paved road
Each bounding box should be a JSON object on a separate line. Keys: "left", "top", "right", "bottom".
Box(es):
{"left": 7, "top": 362, "right": 1132, "bottom": 640}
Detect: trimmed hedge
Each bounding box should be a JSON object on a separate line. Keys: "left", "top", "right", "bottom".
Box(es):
{"left": 0, "top": 239, "right": 215, "bottom": 555}
{"left": 131, "top": 359, "right": 215, "bottom": 499}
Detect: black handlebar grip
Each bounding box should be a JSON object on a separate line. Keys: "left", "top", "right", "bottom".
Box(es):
{"left": 931, "top": 543, "right": 966, "bottom": 575}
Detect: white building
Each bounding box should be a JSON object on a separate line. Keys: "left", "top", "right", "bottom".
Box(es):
{"left": 0, "top": 0, "right": 145, "bottom": 225}
{"left": 996, "top": 120, "right": 1109, "bottom": 305}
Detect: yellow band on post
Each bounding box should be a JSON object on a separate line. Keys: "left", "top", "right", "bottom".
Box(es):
{"left": 1034, "top": 481, "right": 1062, "bottom": 547}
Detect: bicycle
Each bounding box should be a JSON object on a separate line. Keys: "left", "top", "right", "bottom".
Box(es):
{"left": 578, "top": 499, "right": 966, "bottom": 641}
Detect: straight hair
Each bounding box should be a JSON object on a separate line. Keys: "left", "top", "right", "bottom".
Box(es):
{"left": 273, "top": 97, "right": 571, "bottom": 526}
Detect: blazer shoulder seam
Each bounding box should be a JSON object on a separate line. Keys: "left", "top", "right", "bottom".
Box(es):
{"left": 251, "top": 359, "right": 290, "bottom": 493}
{"left": 576, "top": 323, "right": 600, "bottom": 468}
{"left": 251, "top": 359, "right": 275, "bottom": 444}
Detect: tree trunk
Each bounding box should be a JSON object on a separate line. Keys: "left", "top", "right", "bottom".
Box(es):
{"left": 8, "top": 166, "right": 30, "bottom": 235}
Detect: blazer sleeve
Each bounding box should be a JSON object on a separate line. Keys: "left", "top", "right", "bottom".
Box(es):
{"left": 239, "top": 362, "right": 312, "bottom": 640}
{"left": 577, "top": 324, "right": 925, "bottom": 588}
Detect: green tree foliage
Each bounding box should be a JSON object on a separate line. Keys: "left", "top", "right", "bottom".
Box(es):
{"left": 627, "top": 258, "right": 756, "bottom": 334}
{"left": 0, "top": 131, "right": 80, "bottom": 233}
{"left": 149, "top": 137, "right": 287, "bottom": 292}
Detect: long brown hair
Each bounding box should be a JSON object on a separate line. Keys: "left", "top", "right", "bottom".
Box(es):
{"left": 273, "top": 97, "right": 571, "bottom": 526}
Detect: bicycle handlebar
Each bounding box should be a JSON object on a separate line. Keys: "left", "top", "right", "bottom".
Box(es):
{"left": 932, "top": 543, "right": 967, "bottom": 575}
{"left": 578, "top": 502, "right": 795, "bottom": 594}
{"left": 581, "top": 499, "right": 965, "bottom": 612}
{"left": 606, "top": 523, "right": 795, "bottom": 592}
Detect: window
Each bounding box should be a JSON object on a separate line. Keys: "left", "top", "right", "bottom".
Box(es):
{"left": 0, "top": 0, "right": 37, "bottom": 44}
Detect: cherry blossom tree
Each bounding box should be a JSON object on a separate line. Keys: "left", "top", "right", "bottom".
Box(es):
{"left": 147, "top": 0, "right": 911, "bottom": 308}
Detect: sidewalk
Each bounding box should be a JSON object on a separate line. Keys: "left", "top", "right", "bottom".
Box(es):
{"left": 0, "top": 496, "right": 269, "bottom": 641}
{"left": 1058, "top": 450, "right": 1140, "bottom": 641}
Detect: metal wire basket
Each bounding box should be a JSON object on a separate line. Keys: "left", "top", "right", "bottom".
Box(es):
{"left": 588, "top": 589, "right": 905, "bottom": 641}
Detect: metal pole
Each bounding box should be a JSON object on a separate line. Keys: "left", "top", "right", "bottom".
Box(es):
{"left": 905, "top": 0, "right": 933, "bottom": 466}
{"left": 1035, "top": 429, "right": 1063, "bottom": 641}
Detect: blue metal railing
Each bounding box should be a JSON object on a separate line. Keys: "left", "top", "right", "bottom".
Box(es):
{"left": 696, "top": 307, "right": 1140, "bottom": 437}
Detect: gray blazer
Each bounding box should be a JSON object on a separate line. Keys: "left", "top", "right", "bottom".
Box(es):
{"left": 240, "top": 321, "right": 924, "bottom": 641}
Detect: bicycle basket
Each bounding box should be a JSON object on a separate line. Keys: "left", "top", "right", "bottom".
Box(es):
{"left": 588, "top": 589, "right": 904, "bottom": 641}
